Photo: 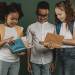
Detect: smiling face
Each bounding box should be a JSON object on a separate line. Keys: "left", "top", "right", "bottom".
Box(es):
{"left": 55, "top": 7, "right": 66, "bottom": 23}
{"left": 37, "top": 9, "right": 49, "bottom": 23}
{"left": 5, "top": 12, "right": 19, "bottom": 27}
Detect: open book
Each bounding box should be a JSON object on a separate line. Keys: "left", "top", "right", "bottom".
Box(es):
{"left": 8, "top": 36, "right": 34, "bottom": 53}
{"left": 39, "top": 32, "right": 64, "bottom": 48}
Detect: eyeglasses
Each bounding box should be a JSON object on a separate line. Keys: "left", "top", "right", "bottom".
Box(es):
{"left": 38, "top": 14, "right": 48, "bottom": 18}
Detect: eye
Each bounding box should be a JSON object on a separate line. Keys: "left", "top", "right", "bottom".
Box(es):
{"left": 10, "top": 18, "right": 14, "bottom": 20}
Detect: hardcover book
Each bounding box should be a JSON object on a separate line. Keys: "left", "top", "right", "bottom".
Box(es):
{"left": 39, "top": 32, "right": 64, "bottom": 48}
{"left": 8, "top": 36, "right": 34, "bottom": 53}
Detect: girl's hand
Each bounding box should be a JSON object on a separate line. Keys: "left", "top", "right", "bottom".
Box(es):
{"left": 18, "top": 51, "right": 25, "bottom": 56}
{"left": 48, "top": 42, "right": 54, "bottom": 49}
{"left": 5, "top": 36, "right": 15, "bottom": 45}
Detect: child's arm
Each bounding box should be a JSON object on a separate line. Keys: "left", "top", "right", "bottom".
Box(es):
{"left": 0, "top": 37, "right": 15, "bottom": 47}
{"left": 17, "top": 31, "right": 25, "bottom": 56}
{"left": 20, "top": 31, "right": 24, "bottom": 37}
{"left": 26, "top": 26, "right": 33, "bottom": 73}
{"left": 27, "top": 49, "right": 33, "bottom": 73}
{"left": 63, "top": 27, "right": 75, "bottom": 45}
{"left": 50, "top": 49, "right": 56, "bottom": 72}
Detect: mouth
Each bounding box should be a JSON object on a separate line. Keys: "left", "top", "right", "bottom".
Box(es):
{"left": 11, "top": 23, "right": 16, "bottom": 25}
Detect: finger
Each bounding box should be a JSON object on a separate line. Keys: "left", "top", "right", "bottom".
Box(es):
{"left": 11, "top": 36, "right": 14, "bottom": 39}
{"left": 18, "top": 52, "right": 25, "bottom": 55}
{"left": 9, "top": 41, "right": 15, "bottom": 45}
{"left": 11, "top": 39, "right": 16, "bottom": 44}
{"left": 52, "top": 43, "right": 54, "bottom": 48}
{"left": 30, "top": 68, "right": 33, "bottom": 73}
{"left": 29, "top": 66, "right": 33, "bottom": 73}
{"left": 50, "top": 67, "right": 53, "bottom": 72}
{"left": 27, "top": 67, "right": 30, "bottom": 72}
{"left": 21, "top": 52, "right": 25, "bottom": 55}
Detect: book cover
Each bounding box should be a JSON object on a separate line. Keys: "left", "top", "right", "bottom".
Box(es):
{"left": 39, "top": 32, "right": 64, "bottom": 48}
{"left": 8, "top": 37, "right": 34, "bottom": 53}
{"left": 44, "top": 32, "right": 64, "bottom": 48}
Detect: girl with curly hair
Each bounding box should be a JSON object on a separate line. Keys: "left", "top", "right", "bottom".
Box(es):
{"left": 0, "top": 2, "right": 25, "bottom": 75}
{"left": 54, "top": 0, "right": 75, "bottom": 75}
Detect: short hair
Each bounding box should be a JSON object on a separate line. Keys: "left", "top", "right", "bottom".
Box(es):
{"left": 36, "top": 1, "right": 50, "bottom": 12}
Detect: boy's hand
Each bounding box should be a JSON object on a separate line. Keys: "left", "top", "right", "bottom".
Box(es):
{"left": 48, "top": 42, "right": 54, "bottom": 49}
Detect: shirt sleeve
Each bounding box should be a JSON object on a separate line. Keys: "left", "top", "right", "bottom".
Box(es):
{"left": 26, "top": 26, "right": 32, "bottom": 44}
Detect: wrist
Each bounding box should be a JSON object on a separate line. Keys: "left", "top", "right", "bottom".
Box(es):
{"left": 3, "top": 40, "right": 6, "bottom": 44}
{"left": 27, "top": 60, "right": 30, "bottom": 64}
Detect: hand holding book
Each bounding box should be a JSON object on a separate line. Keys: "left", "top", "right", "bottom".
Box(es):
{"left": 8, "top": 36, "right": 34, "bottom": 53}
{"left": 39, "top": 32, "right": 64, "bottom": 48}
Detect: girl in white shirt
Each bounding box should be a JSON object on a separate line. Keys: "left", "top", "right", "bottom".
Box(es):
{"left": 54, "top": 0, "right": 75, "bottom": 75}
{"left": 0, "top": 2, "right": 25, "bottom": 75}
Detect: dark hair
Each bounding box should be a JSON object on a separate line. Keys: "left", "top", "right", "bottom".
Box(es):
{"left": 55, "top": 0, "right": 75, "bottom": 30}
{"left": 0, "top": 2, "right": 24, "bottom": 22}
{"left": 36, "top": 1, "right": 50, "bottom": 12}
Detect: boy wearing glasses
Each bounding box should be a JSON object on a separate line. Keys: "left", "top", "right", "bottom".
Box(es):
{"left": 26, "top": 1, "right": 55, "bottom": 75}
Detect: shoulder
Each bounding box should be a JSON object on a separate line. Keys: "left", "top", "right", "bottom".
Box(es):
{"left": 56, "top": 23, "right": 62, "bottom": 29}
{"left": 0, "top": 24, "right": 5, "bottom": 30}
{"left": 15, "top": 25, "right": 23, "bottom": 29}
{"left": 15, "top": 25, "right": 22, "bottom": 28}
{"left": 48, "top": 22, "right": 55, "bottom": 27}
{"left": 14, "top": 25, "right": 24, "bottom": 31}
{"left": 27, "top": 22, "right": 37, "bottom": 30}
{"left": 0, "top": 24, "right": 4, "bottom": 27}
{"left": 47, "top": 22, "right": 56, "bottom": 29}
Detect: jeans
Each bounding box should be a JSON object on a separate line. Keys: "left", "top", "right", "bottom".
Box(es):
{"left": 31, "top": 62, "right": 52, "bottom": 75}
{"left": 57, "top": 48, "right": 75, "bottom": 75}
{"left": 0, "top": 60, "right": 20, "bottom": 75}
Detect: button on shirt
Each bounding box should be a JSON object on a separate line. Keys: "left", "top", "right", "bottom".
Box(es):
{"left": 26, "top": 21, "right": 55, "bottom": 64}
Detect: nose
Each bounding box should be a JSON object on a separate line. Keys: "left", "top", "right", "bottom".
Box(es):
{"left": 57, "top": 15, "right": 60, "bottom": 19}
{"left": 41, "top": 16, "right": 45, "bottom": 19}
{"left": 13, "top": 19, "right": 18, "bottom": 23}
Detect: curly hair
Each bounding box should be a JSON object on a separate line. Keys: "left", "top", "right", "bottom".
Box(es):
{"left": 0, "top": 2, "right": 24, "bottom": 22}
{"left": 55, "top": 0, "right": 75, "bottom": 30}
{"left": 0, "top": 2, "right": 7, "bottom": 22}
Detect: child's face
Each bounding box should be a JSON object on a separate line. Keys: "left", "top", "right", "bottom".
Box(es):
{"left": 5, "top": 12, "right": 19, "bottom": 27}
{"left": 37, "top": 9, "right": 49, "bottom": 23}
{"left": 55, "top": 7, "right": 66, "bottom": 22}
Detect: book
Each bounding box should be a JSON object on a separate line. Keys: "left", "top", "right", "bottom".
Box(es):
{"left": 39, "top": 32, "right": 64, "bottom": 48}
{"left": 8, "top": 36, "right": 34, "bottom": 53}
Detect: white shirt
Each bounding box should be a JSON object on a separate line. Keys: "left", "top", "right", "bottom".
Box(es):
{"left": 0, "top": 26, "right": 23, "bottom": 62}
{"left": 60, "top": 22, "right": 75, "bottom": 48}
{"left": 26, "top": 21, "right": 55, "bottom": 64}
